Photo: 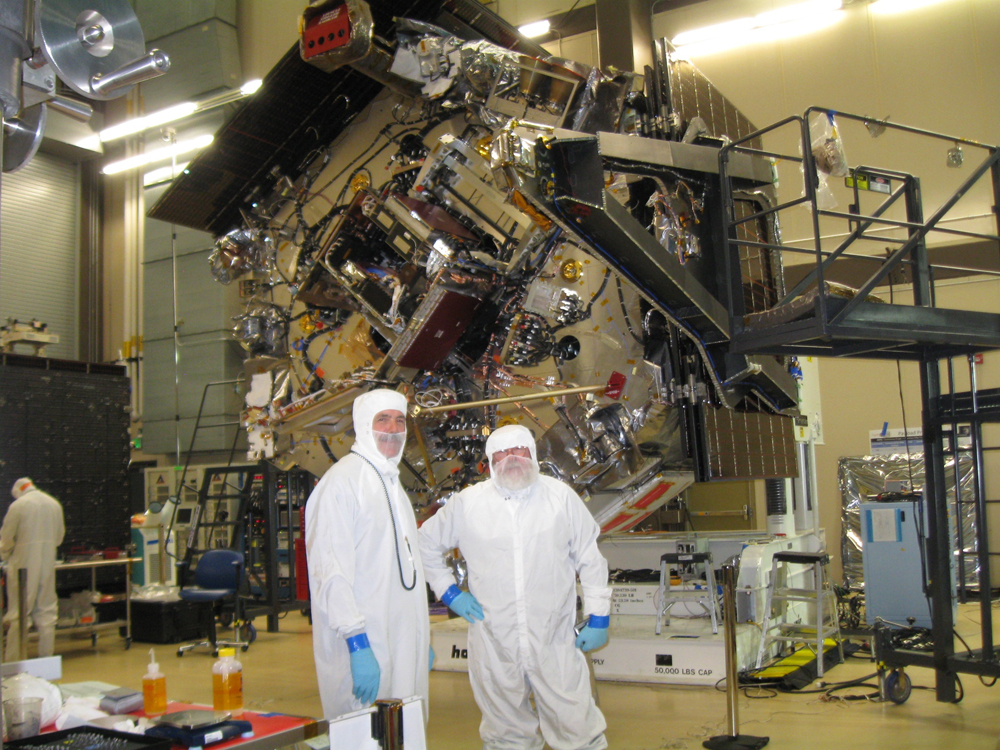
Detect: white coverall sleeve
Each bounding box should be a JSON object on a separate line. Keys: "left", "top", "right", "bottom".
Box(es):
{"left": 0, "top": 503, "right": 19, "bottom": 562}
{"left": 55, "top": 506, "right": 65, "bottom": 546}
{"left": 307, "top": 478, "right": 367, "bottom": 638}
{"left": 566, "top": 487, "right": 612, "bottom": 617}
{"left": 418, "top": 498, "right": 462, "bottom": 601}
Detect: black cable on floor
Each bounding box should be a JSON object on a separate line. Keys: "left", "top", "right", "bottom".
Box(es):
{"left": 781, "top": 673, "right": 879, "bottom": 695}
{"left": 954, "top": 629, "right": 974, "bottom": 657}
{"left": 823, "top": 682, "right": 880, "bottom": 701}
{"left": 714, "top": 676, "right": 782, "bottom": 699}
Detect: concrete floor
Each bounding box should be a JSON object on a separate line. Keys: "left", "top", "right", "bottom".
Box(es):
{"left": 50, "top": 604, "right": 1000, "bottom": 750}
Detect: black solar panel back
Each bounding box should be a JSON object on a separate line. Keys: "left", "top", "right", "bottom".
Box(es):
{"left": 148, "top": 46, "right": 382, "bottom": 235}
{"left": 147, "top": 0, "right": 543, "bottom": 236}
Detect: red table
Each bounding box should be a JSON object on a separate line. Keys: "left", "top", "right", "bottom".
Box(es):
{"left": 133, "top": 702, "right": 327, "bottom": 750}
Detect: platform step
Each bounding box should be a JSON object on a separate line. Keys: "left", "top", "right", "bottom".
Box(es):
{"left": 771, "top": 588, "right": 837, "bottom": 601}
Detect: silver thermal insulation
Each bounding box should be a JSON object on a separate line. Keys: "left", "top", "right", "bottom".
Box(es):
{"left": 838, "top": 453, "right": 976, "bottom": 590}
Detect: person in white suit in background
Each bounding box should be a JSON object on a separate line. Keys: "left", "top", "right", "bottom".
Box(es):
{"left": 1, "top": 478, "right": 65, "bottom": 660}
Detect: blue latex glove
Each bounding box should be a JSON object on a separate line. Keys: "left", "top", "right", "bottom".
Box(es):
{"left": 429, "top": 645, "right": 435, "bottom": 671}
{"left": 442, "top": 584, "right": 484, "bottom": 623}
{"left": 575, "top": 615, "right": 609, "bottom": 652}
{"left": 347, "top": 633, "right": 380, "bottom": 704}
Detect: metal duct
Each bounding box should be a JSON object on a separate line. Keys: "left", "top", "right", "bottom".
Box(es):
{"left": 765, "top": 478, "right": 786, "bottom": 516}
{"left": 595, "top": 0, "right": 652, "bottom": 73}
{"left": 765, "top": 477, "right": 794, "bottom": 536}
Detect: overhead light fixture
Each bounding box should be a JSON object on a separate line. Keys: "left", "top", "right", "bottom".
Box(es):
{"left": 143, "top": 161, "right": 191, "bottom": 187}
{"left": 672, "top": 18, "right": 754, "bottom": 48}
{"left": 518, "top": 19, "right": 550, "bottom": 38}
{"left": 99, "top": 101, "right": 197, "bottom": 142}
{"left": 102, "top": 134, "right": 213, "bottom": 175}
{"left": 672, "top": 0, "right": 843, "bottom": 57}
{"left": 240, "top": 79, "right": 263, "bottom": 95}
{"left": 99, "top": 79, "right": 264, "bottom": 143}
{"left": 870, "top": 0, "right": 951, "bottom": 14}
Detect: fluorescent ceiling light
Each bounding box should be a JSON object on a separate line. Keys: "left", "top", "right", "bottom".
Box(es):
{"left": 143, "top": 161, "right": 190, "bottom": 187}
{"left": 102, "top": 134, "right": 213, "bottom": 175}
{"left": 240, "top": 79, "right": 263, "bottom": 95}
{"left": 519, "top": 19, "right": 550, "bottom": 38}
{"left": 672, "top": 19, "right": 754, "bottom": 48}
{"left": 870, "top": 0, "right": 951, "bottom": 14}
{"left": 672, "top": 0, "right": 843, "bottom": 57}
{"left": 99, "top": 80, "right": 263, "bottom": 142}
{"left": 100, "top": 102, "right": 197, "bottom": 142}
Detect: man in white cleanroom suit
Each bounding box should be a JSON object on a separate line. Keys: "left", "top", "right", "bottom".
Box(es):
{"left": 305, "top": 389, "right": 429, "bottom": 720}
{"left": 419, "top": 424, "right": 612, "bottom": 750}
{"left": 1, "top": 478, "right": 65, "bottom": 660}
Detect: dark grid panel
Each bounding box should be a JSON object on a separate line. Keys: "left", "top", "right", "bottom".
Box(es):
{"left": 146, "top": 44, "right": 385, "bottom": 236}
{"left": 149, "top": 0, "right": 539, "bottom": 237}
{"left": 0, "top": 359, "right": 131, "bottom": 590}
{"left": 734, "top": 199, "right": 778, "bottom": 315}
{"left": 703, "top": 405, "right": 797, "bottom": 480}
{"left": 667, "top": 56, "right": 763, "bottom": 151}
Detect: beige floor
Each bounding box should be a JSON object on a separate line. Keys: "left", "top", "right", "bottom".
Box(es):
{"left": 49, "top": 605, "right": 1000, "bottom": 750}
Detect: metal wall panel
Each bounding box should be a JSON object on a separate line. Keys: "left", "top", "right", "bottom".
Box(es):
{"left": 142, "top": 184, "right": 243, "bottom": 456}
{"left": 0, "top": 152, "right": 80, "bottom": 360}
{"left": 143, "top": 221, "right": 215, "bottom": 262}
{"left": 144, "top": 183, "right": 215, "bottom": 262}
{"left": 142, "top": 337, "right": 244, "bottom": 425}
{"left": 142, "top": 417, "right": 245, "bottom": 459}
{"left": 143, "top": 250, "right": 242, "bottom": 340}
{"left": 135, "top": 0, "right": 236, "bottom": 41}
{"left": 137, "top": 19, "right": 242, "bottom": 111}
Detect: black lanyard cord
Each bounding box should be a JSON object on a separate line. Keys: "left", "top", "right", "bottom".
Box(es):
{"left": 351, "top": 450, "right": 417, "bottom": 591}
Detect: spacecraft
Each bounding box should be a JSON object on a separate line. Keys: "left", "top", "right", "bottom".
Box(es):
{"left": 152, "top": 0, "right": 802, "bottom": 532}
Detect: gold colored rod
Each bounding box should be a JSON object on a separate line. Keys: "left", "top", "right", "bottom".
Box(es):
{"left": 410, "top": 384, "right": 605, "bottom": 416}
{"left": 409, "top": 418, "right": 437, "bottom": 487}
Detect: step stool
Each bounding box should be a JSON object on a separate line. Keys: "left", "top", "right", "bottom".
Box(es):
{"left": 754, "top": 550, "right": 843, "bottom": 677}
{"left": 655, "top": 551, "right": 720, "bottom": 635}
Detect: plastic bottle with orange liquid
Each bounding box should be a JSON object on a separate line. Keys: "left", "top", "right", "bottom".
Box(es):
{"left": 212, "top": 648, "right": 243, "bottom": 714}
{"left": 143, "top": 649, "right": 167, "bottom": 715}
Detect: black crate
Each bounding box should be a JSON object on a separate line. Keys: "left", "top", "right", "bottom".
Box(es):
{"left": 129, "top": 599, "right": 211, "bottom": 644}
{"left": 96, "top": 598, "right": 127, "bottom": 623}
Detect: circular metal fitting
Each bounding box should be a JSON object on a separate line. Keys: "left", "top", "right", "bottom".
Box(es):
{"left": 560, "top": 259, "right": 583, "bottom": 282}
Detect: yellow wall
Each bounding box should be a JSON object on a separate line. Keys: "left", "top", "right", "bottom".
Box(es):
{"left": 236, "top": 1, "right": 305, "bottom": 80}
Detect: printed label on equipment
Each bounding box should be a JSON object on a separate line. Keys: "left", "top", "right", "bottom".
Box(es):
{"left": 845, "top": 170, "right": 891, "bottom": 194}
{"left": 610, "top": 585, "right": 658, "bottom": 615}
{"left": 869, "top": 508, "right": 900, "bottom": 543}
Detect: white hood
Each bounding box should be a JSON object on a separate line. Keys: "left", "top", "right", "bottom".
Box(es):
{"left": 485, "top": 424, "right": 539, "bottom": 494}
{"left": 351, "top": 389, "right": 408, "bottom": 475}
{"left": 12, "top": 477, "right": 35, "bottom": 499}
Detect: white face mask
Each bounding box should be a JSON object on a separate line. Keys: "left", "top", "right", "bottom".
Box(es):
{"left": 373, "top": 428, "right": 406, "bottom": 459}
{"left": 493, "top": 454, "right": 538, "bottom": 492}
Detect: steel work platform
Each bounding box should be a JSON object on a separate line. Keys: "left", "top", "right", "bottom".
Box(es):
{"left": 721, "top": 107, "right": 1000, "bottom": 703}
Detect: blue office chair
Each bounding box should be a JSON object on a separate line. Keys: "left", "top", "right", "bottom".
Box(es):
{"left": 176, "top": 549, "right": 253, "bottom": 656}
